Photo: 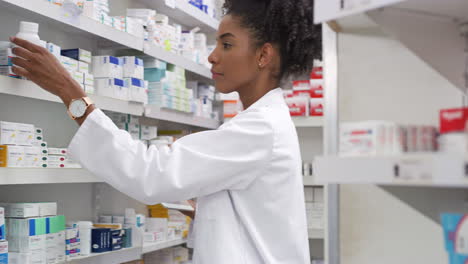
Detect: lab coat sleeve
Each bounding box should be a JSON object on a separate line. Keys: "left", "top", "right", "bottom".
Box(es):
{"left": 68, "top": 109, "right": 274, "bottom": 204}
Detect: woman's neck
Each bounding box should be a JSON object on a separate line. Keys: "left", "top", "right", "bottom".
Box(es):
{"left": 238, "top": 77, "right": 279, "bottom": 109}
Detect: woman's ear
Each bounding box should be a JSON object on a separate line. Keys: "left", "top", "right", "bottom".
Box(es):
{"left": 257, "top": 43, "right": 276, "bottom": 69}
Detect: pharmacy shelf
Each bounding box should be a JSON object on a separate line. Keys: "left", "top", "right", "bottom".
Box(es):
{"left": 0, "top": 0, "right": 144, "bottom": 51}
{"left": 144, "top": 105, "right": 220, "bottom": 129}
{"left": 0, "top": 76, "right": 145, "bottom": 116}
{"left": 144, "top": 44, "right": 212, "bottom": 81}
{"left": 314, "top": 153, "right": 468, "bottom": 188}
{"left": 303, "top": 176, "right": 323, "bottom": 187}
{"left": 142, "top": 238, "right": 188, "bottom": 254}
{"left": 0, "top": 168, "right": 102, "bottom": 185}
{"left": 293, "top": 117, "right": 323, "bottom": 128}
{"left": 139, "top": 0, "right": 219, "bottom": 33}
{"left": 308, "top": 228, "right": 324, "bottom": 239}
{"left": 68, "top": 246, "right": 141, "bottom": 264}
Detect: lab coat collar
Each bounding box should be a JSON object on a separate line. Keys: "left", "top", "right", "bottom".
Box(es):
{"left": 242, "top": 87, "right": 284, "bottom": 112}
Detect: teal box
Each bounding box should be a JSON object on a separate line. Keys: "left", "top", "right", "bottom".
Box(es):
{"left": 144, "top": 68, "right": 166, "bottom": 82}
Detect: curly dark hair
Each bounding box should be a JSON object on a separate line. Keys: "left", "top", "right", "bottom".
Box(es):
{"left": 223, "top": 0, "right": 322, "bottom": 80}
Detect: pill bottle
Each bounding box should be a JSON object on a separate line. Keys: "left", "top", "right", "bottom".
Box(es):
{"left": 16, "top": 21, "right": 42, "bottom": 46}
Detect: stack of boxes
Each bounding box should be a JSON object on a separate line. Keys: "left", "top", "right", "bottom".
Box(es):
{"left": 219, "top": 92, "right": 242, "bottom": 119}
{"left": 1, "top": 202, "right": 65, "bottom": 264}
{"left": 189, "top": 82, "right": 216, "bottom": 119}
{"left": 188, "top": 0, "right": 217, "bottom": 19}
{"left": 60, "top": 48, "right": 94, "bottom": 95}
{"left": 82, "top": 0, "right": 111, "bottom": 26}
{"left": 65, "top": 226, "right": 80, "bottom": 260}
{"left": 146, "top": 204, "right": 191, "bottom": 244}
{"left": 0, "top": 207, "right": 7, "bottom": 264}
{"left": 284, "top": 60, "right": 324, "bottom": 117}
{"left": 93, "top": 56, "right": 147, "bottom": 104}
{"left": 145, "top": 59, "right": 194, "bottom": 113}
{"left": 104, "top": 112, "right": 157, "bottom": 142}
{"left": 0, "top": 121, "right": 80, "bottom": 168}
{"left": 304, "top": 188, "right": 324, "bottom": 231}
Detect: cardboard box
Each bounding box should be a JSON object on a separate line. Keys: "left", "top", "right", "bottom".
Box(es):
{"left": 61, "top": 48, "right": 92, "bottom": 64}
{"left": 0, "top": 145, "right": 25, "bottom": 168}
{"left": 1, "top": 203, "right": 40, "bottom": 218}
{"left": 440, "top": 108, "right": 468, "bottom": 134}
{"left": 92, "top": 56, "right": 122, "bottom": 79}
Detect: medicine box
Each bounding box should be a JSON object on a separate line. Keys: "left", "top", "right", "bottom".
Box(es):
{"left": 91, "top": 228, "right": 111, "bottom": 253}
{"left": 140, "top": 126, "right": 158, "bottom": 141}
{"left": 95, "top": 78, "right": 126, "bottom": 99}
{"left": 78, "top": 61, "right": 90, "bottom": 74}
{"left": 72, "top": 71, "right": 84, "bottom": 85}
{"left": 38, "top": 203, "right": 58, "bottom": 217}
{"left": 0, "top": 241, "right": 7, "bottom": 264}
{"left": 48, "top": 148, "right": 67, "bottom": 156}
{"left": 0, "top": 66, "right": 19, "bottom": 78}
{"left": 84, "top": 73, "right": 94, "bottom": 86}
{"left": 0, "top": 145, "right": 25, "bottom": 168}
{"left": 61, "top": 48, "right": 92, "bottom": 64}
{"left": 7, "top": 218, "right": 47, "bottom": 252}
{"left": 24, "top": 146, "right": 41, "bottom": 168}
{"left": 1, "top": 203, "right": 40, "bottom": 218}
{"left": 309, "top": 99, "right": 323, "bottom": 116}
{"left": 440, "top": 108, "right": 468, "bottom": 134}
{"left": 340, "top": 121, "right": 388, "bottom": 156}
{"left": 125, "top": 78, "right": 147, "bottom": 103}
{"left": 0, "top": 121, "right": 17, "bottom": 145}
{"left": 92, "top": 56, "right": 123, "bottom": 79}
{"left": 46, "top": 43, "right": 61, "bottom": 59}
{"left": 0, "top": 48, "right": 13, "bottom": 66}
{"left": 121, "top": 56, "right": 144, "bottom": 79}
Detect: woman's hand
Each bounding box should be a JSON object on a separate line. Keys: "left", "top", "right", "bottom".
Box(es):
{"left": 9, "top": 37, "right": 86, "bottom": 107}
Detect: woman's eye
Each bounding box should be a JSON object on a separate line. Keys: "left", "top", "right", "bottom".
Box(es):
{"left": 223, "top": 43, "right": 232, "bottom": 49}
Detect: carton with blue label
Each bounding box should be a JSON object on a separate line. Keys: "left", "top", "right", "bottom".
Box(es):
{"left": 441, "top": 213, "right": 468, "bottom": 263}
{"left": 0, "top": 207, "right": 4, "bottom": 241}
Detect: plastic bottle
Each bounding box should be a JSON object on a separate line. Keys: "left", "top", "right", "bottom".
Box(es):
{"left": 15, "top": 21, "right": 42, "bottom": 46}
{"left": 76, "top": 221, "right": 93, "bottom": 256}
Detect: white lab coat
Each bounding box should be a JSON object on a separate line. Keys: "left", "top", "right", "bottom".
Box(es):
{"left": 68, "top": 88, "right": 311, "bottom": 263}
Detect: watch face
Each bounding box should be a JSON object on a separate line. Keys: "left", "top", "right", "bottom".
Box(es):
{"left": 70, "top": 99, "right": 87, "bottom": 118}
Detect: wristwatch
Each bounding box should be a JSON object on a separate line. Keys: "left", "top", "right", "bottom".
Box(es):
{"left": 67, "top": 97, "right": 94, "bottom": 120}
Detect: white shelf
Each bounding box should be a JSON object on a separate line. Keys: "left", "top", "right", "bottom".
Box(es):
{"left": 0, "top": 0, "right": 144, "bottom": 50}
{"left": 69, "top": 246, "right": 141, "bottom": 264}
{"left": 293, "top": 117, "right": 323, "bottom": 128}
{"left": 0, "top": 76, "right": 145, "bottom": 116}
{"left": 0, "top": 168, "right": 102, "bottom": 185}
{"left": 303, "top": 176, "right": 323, "bottom": 187}
{"left": 315, "top": 153, "right": 468, "bottom": 188}
{"left": 144, "top": 105, "right": 220, "bottom": 129}
{"left": 308, "top": 228, "right": 324, "bottom": 239}
{"left": 142, "top": 238, "right": 188, "bottom": 254}
{"left": 143, "top": 44, "right": 212, "bottom": 81}
{"left": 138, "top": 0, "right": 219, "bottom": 32}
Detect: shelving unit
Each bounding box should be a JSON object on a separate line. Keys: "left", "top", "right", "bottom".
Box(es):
{"left": 315, "top": 1, "right": 468, "bottom": 264}
{"left": 315, "top": 153, "right": 466, "bottom": 187}
{"left": 138, "top": 0, "right": 219, "bottom": 32}
{"left": 293, "top": 117, "right": 323, "bottom": 128}
{"left": 142, "top": 238, "right": 188, "bottom": 254}
{"left": 0, "top": 169, "right": 101, "bottom": 185}
{"left": 0, "top": 0, "right": 214, "bottom": 81}
{"left": 303, "top": 176, "right": 322, "bottom": 187}
{"left": 144, "top": 105, "right": 220, "bottom": 129}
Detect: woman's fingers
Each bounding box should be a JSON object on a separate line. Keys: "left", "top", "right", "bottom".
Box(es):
{"left": 9, "top": 37, "right": 42, "bottom": 53}
{"left": 11, "top": 57, "right": 30, "bottom": 69}
{"left": 11, "top": 66, "right": 31, "bottom": 79}
{"left": 12, "top": 46, "right": 34, "bottom": 60}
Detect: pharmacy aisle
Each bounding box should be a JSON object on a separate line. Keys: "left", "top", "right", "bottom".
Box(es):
{"left": 315, "top": 1, "right": 468, "bottom": 264}
{"left": 0, "top": 0, "right": 221, "bottom": 263}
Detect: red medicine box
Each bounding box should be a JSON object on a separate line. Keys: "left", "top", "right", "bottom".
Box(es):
{"left": 440, "top": 108, "right": 468, "bottom": 134}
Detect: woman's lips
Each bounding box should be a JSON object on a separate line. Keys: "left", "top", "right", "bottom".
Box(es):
{"left": 211, "top": 70, "right": 224, "bottom": 79}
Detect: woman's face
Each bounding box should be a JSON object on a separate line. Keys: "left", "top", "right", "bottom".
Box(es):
{"left": 208, "top": 15, "right": 260, "bottom": 94}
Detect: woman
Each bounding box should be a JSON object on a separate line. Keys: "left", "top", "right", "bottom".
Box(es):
{"left": 10, "top": 0, "right": 321, "bottom": 262}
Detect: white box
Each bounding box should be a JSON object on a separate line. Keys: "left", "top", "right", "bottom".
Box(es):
{"left": 24, "top": 146, "right": 41, "bottom": 168}
{"left": 340, "top": 121, "right": 387, "bottom": 156}
{"left": 121, "top": 56, "right": 144, "bottom": 79}
{"left": 8, "top": 252, "right": 30, "bottom": 264}
{"left": 99, "top": 216, "right": 112, "bottom": 223}
{"left": 0, "top": 48, "right": 13, "bottom": 66}
{"left": 0, "top": 145, "right": 25, "bottom": 168}
{"left": 0, "top": 241, "right": 7, "bottom": 259}
{"left": 95, "top": 78, "right": 126, "bottom": 99}
{"left": 37, "top": 203, "right": 57, "bottom": 217}
{"left": 55, "top": 231, "right": 65, "bottom": 262}
{"left": 72, "top": 71, "right": 84, "bottom": 85}
{"left": 125, "top": 78, "right": 146, "bottom": 103}
{"left": 0, "top": 121, "right": 16, "bottom": 145}
{"left": 84, "top": 73, "right": 94, "bottom": 86}
{"left": 62, "top": 48, "right": 92, "bottom": 64}
{"left": 48, "top": 148, "right": 67, "bottom": 156}
{"left": 46, "top": 233, "right": 57, "bottom": 264}
{"left": 85, "top": 85, "right": 95, "bottom": 95}
{"left": 92, "top": 56, "right": 123, "bottom": 79}
{"left": 140, "top": 126, "right": 157, "bottom": 140}
{"left": 46, "top": 43, "right": 61, "bottom": 59}
{"left": 145, "top": 218, "right": 167, "bottom": 233}
{"left": 78, "top": 61, "right": 90, "bottom": 74}
{"left": 112, "top": 216, "right": 125, "bottom": 224}
{"left": 1, "top": 203, "right": 40, "bottom": 218}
